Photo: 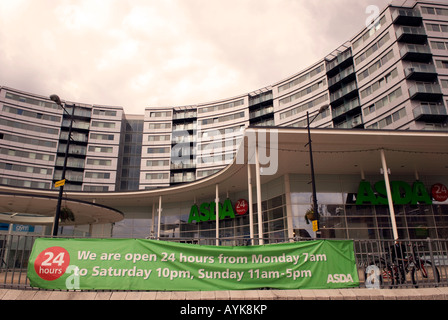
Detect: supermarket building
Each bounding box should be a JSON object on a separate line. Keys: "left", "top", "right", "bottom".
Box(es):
{"left": 0, "top": 0, "right": 448, "bottom": 242}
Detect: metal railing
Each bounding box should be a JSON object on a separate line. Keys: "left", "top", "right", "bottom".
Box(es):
{"left": 1, "top": 234, "right": 447, "bottom": 290}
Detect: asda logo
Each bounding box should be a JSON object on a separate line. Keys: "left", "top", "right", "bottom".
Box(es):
{"left": 188, "top": 199, "right": 248, "bottom": 223}
{"left": 327, "top": 273, "right": 354, "bottom": 283}
{"left": 356, "top": 180, "right": 432, "bottom": 205}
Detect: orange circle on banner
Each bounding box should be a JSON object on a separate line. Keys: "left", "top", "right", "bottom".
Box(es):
{"left": 34, "top": 246, "right": 70, "bottom": 281}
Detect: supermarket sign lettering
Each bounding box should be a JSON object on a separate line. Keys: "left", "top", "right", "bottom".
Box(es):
{"left": 356, "top": 180, "right": 433, "bottom": 205}
{"left": 188, "top": 199, "right": 248, "bottom": 223}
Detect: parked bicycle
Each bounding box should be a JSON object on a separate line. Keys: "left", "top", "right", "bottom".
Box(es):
{"left": 364, "top": 242, "right": 440, "bottom": 288}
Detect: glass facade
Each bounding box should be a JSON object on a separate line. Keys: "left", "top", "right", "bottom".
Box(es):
{"left": 106, "top": 174, "right": 448, "bottom": 243}
{"left": 290, "top": 174, "right": 448, "bottom": 241}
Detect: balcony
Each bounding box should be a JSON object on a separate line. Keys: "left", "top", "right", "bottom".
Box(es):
{"left": 413, "top": 104, "right": 448, "bottom": 122}
{"left": 325, "top": 49, "right": 353, "bottom": 75}
{"left": 332, "top": 97, "right": 360, "bottom": 120}
{"left": 395, "top": 26, "right": 427, "bottom": 44}
{"left": 404, "top": 64, "right": 438, "bottom": 81}
{"left": 328, "top": 65, "right": 355, "bottom": 89}
{"left": 329, "top": 81, "right": 358, "bottom": 105}
{"left": 392, "top": 9, "right": 423, "bottom": 26}
{"left": 408, "top": 83, "right": 443, "bottom": 101}
{"left": 334, "top": 113, "right": 363, "bottom": 129}
{"left": 400, "top": 44, "right": 432, "bottom": 62}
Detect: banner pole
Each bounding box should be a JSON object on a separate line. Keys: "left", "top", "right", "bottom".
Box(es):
{"left": 215, "top": 184, "right": 219, "bottom": 246}
{"left": 247, "top": 163, "right": 254, "bottom": 243}
{"left": 255, "top": 142, "right": 263, "bottom": 245}
{"left": 157, "top": 196, "right": 162, "bottom": 240}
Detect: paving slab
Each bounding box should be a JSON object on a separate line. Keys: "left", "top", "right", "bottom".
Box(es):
{"left": 171, "top": 291, "right": 187, "bottom": 300}
{"left": 155, "top": 291, "right": 172, "bottom": 300}
{"left": 110, "top": 291, "right": 128, "bottom": 300}
{"left": 201, "top": 290, "right": 215, "bottom": 300}
{"left": 257, "top": 290, "right": 276, "bottom": 300}
{"left": 94, "top": 292, "right": 113, "bottom": 300}
{"left": 125, "top": 291, "right": 142, "bottom": 300}
{"left": 184, "top": 291, "right": 201, "bottom": 300}
{"left": 338, "top": 289, "right": 358, "bottom": 300}
{"left": 140, "top": 291, "right": 158, "bottom": 300}
{"left": 215, "top": 290, "right": 230, "bottom": 300}
{"left": 16, "top": 290, "right": 37, "bottom": 300}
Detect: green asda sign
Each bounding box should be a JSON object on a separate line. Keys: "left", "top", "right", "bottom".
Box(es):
{"left": 188, "top": 199, "right": 242, "bottom": 223}
{"left": 27, "top": 238, "right": 359, "bottom": 291}
{"left": 356, "top": 180, "right": 432, "bottom": 205}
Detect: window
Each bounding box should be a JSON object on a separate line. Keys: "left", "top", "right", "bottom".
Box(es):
{"left": 148, "top": 122, "right": 171, "bottom": 130}
{"left": 90, "top": 133, "right": 114, "bottom": 140}
{"left": 148, "top": 134, "right": 170, "bottom": 142}
{"left": 150, "top": 111, "right": 171, "bottom": 118}
{"left": 360, "top": 68, "right": 398, "bottom": 99}
{"left": 85, "top": 172, "right": 111, "bottom": 179}
{"left": 355, "top": 32, "right": 390, "bottom": 65}
{"left": 422, "top": 6, "right": 448, "bottom": 16}
{"left": 431, "top": 41, "right": 447, "bottom": 50}
{"left": 88, "top": 146, "right": 113, "bottom": 153}
{"left": 441, "top": 79, "right": 448, "bottom": 88}
{"left": 92, "top": 121, "right": 116, "bottom": 128}
{"left": 352, "top": 15, "right": 386, "bottom": 50}
{"left": 199, "top": 99, "right": 244, "bottom": 114}
{"left": 436, "top": 60, "right": 448, "bottom": 69}
{"left": 201, "top": 111, "right": 245, "bottom": 125}
{"left": 147, "top": 147, "right": 170, "bottom": 154}
{"left": 279, "top": 79, "right": 326, "bottom": 105}
{"left": 86, "top": 159, "right": 112, "bottom": 166}
{"left": 146, "top": 173, "right": 169, "bottom": 180}
{"left": 278, "top": 64, "right": 324, "bottom": 92}
{"left": 146, "top": 160, "right": 169, "bottom": 167}
{"left": 93, "top": 109, "right": 117, "bottom": 117}
{"left": 426, "top": 23, "right": 440, "bottom": 32}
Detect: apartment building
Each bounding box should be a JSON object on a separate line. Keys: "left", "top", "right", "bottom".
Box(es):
{"left": 0, "top": 0, "right": 447, "bottom": 193}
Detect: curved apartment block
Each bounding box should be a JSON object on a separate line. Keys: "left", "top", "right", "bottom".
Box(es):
{"left": 1, "top": 0, "right": 448, "bottom": 194}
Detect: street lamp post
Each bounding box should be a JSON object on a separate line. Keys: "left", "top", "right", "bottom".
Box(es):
{"left": 50, "top": 94, "right": 74, "bottom": 236}
{"left": 305, "top": 104, "right": 330, "bottom": 237}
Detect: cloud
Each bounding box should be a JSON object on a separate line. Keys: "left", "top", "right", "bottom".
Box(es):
{"left": 0, "top": 0, "right": 393, "bottom": 113}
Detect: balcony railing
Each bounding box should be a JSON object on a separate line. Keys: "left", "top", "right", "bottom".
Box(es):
{"left": 334, "top": 114, "right": 363, "bottom": 129}
{"left": 330, "top": 81, "right": 358, "bottom": 103}
{"left": 395, "top": 26, "right": 427, "bottom": 44}
{"left": 413, "top": 104, "right": 448, "bottom": 122}
{"left": 404, "top": 63, "right": 437, "bottom": 81}
{"left": 392, "top": 8, "right": 423, "bottom": 26}
{"left": 400, "top": 44, "right": 432, "bottom": 62}
{"left": 328, "top": 65, "right": 355, "bottom": 87}
{"left": 332, "top": 98, "right": 360, "bottom": 119}
{"left": 409, "top": 83, "right": 443, "bottom": 101}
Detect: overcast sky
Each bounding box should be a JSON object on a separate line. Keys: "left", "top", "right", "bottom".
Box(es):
{"left": 0, "top": 0, "right": 411, "bottom": 114}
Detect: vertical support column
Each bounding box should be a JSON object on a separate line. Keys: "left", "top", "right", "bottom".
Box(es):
{"left": 157, "top": 195, "right": 162, "bottom": 240}
{"left": 284, "top": 174, "right": 294, "bottom": 241}
{"left": 151, "top": 202, "right": 155, "bottom": 238}
{"left": 255, "top": 144, "right": 264, "bottom": 245}
{"left": 215, "top": 184, "right": 220, "bottom": 246}
{"left": 247, "top": 163, "right": 254, "bottom": 243}
{"left": 380, "top": 149, "right": 399, "bottom": 241}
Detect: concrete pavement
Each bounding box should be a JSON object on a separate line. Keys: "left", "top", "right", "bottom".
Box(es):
{"left": 1, "top": 287, "right": 448, "bottom": 300}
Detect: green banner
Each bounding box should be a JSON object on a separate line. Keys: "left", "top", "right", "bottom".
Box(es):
{"left": 27, "top": 238, "right": 359, "bottom": 291}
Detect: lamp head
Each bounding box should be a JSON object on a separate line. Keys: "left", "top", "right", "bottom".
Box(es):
{"left": 49, "top": 94, "right": 62, "bottom": 106}
{"left": 318, "top": 104, "right": 330, "bottom": 113}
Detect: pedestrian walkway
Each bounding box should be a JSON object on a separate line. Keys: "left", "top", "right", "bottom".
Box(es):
{"left": 1, "top": 287, "right": 448, "bottom": 300}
